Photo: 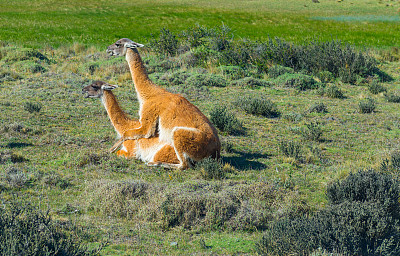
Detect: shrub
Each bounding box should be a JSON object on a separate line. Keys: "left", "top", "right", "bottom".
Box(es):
{"left": 283, "top": 112, "right": 303, "bottom": 122}
{"left": 3, "top": 48, "right": 49, "bottom": 63}
{"left": 160, "top": 70, "right": 192, "bottom": 86}
{"left": 279, "top": 140, "right": 302, "bottom": 160}
{"left": 274, "top": 73, "right": 319, "bottom": 91}
{"left": 320, "top": 84, "right": 344, "bottom": 98}
{"left": 149, "top": 28, "right": 179, "bottom": 56}
{"left": 256, "top": 170, "right": 400, "bottom": 256}
{"left": 307, "top": 102, "right": 328, "bottom": 114}
{"left": 0, "top": 199, "right": 101, "bottom": 255}
{"left": 317, "top": 71, "right": 334, "bottom": 83}
{"left": 234, "top": 96, "right": 280, "bottom": 118}
{"left": 196, "top": 157, "right": 225, "bottom": 180}
{"left": 385, "top": 91, "right": 400, "bottom": 103}
{"left": 358, "top": 98, "right": 376, "bottom": 113}
{"left": 209, "top": 106, "right": 244, "bottom": 135}
{"left": 326, "top": 169, "right": 400, "bottom": 216}
{"left": 2, "top": 167, "right": 29, "bottom": 188}
{"left": 179, "top": 24, "right": 210, "bottom": 48}
{"left": 86, "top": 180, "right": 149, "bottom": 218}
{"left": 0, "top": 70, "right": 21, "bottom": 82}
{"left": 186, "top": 73, "right": 227, "bottom": 87}
{"left": 301, "top": 122, "right": 323, "bottom": 141}
{"left": 268, "top": 65, "right": 294, "bottom": 78}
{"left": 24, "top": 101, "right": 42, "bottom": 113}
{"left": 218, "top": 65, "right": 248, "bottom": 80}
{"left": 368, "top": 80, "right": 387, "bottom": 94}
{"left": 230, "top": 77, "right": 272, "bottom": 88}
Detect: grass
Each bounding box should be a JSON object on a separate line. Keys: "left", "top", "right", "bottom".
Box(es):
{"left": 1, "top": 1, "right": 400, "bottom": 255}
{"left": 0, "top": 0, "right": 399, "bottom": 48}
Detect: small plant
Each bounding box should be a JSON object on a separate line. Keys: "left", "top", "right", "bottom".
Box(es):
{"left": 209, "top": 106, "right": 244, "bottom": 135}
{"left": 186, "top": 73, "right": 227, "bottom": 87}
{"left": 196, "top": 157, "right": 225, "bottom": 180}
{"left": 149, "top": 28, "right": 179, "bottom": 56}
{"left": 274, "top": 73, "right": 319, "bottom": 91}
{"left": 279, "top": 140, "right": 302, "bottom": 160}
{"left": 368, "top": 79, "right": 386, "bottom": 94}
{"left": 317, "top": 71, "right": 334, "bottom": 83}
{"left": 324, "top": 84, "right": 344, "bottom": 98}
{"left": 24, "top": 101, "right": 42, "bottom": 113}
{"left": 218, "top": 65, "right": 248, "bottom": 80}
{"left": 306, "top": 102, "right": 328, "bottom": 114}
{"left": 230, "top": 77, "right": 272, "bottom": 88}
{"left": 385, "top": 91, "right": 400, "bottom": 103}
{"left": 358, "top": 98, "right": 376, "bottom": 113}
{"left": 268, "top": 65, "right": 294, "bottom": 78}
{"left": 234, "top": 96, "right": 280, "bottom": 118}
{"left": 283, "top": 112, "right": 303, "bottom": 122}
{"left": 301, "top": 122, "right": 323, "bottom": 141}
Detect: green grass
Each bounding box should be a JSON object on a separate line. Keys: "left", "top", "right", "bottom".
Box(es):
{"left": 1, "top": 1, "right": 400, "bottom": 255}
{"left": 0, "top": 0, "right": 399, "bottom": 48}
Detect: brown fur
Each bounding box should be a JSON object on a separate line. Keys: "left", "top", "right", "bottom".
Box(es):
{"left": 107, "top": 38, "right": 221, "bottom": 169}
{"left": 82, "top": 81, "right": 179, "bottom": 165}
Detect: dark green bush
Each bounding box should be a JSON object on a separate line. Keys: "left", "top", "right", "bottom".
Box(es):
{"left": 186, "top": 73, "right": 227, "bottom": 87}
{"left": 268, "top": 65, "right": 295, "bottom": 78}
{"left": 218, "top": 65, "right": 248, "bottom": 80}
{"left": 283, "top": 112, "right": 303, "bottom": 122}
{"left": 24, "top": 101, "right": 42, "bottom": 113}
{"left": 319, "top": 84, "right": 344, "bottom": 98}
{"left": 230, "top": 77, "right": 272, "bottom": 88}
{"left": 358, "top": 98, "right": 376, "bottom": 113}
{"left": 234, "top": 96, "right": 280, "bottom": 118}
{"left": 301, "top": 122, "right": 323, "bottom": 141}
{"left": 368, "top": 80, "right": 387, "bottom": 94}
{"left": 0, "top": 199, "right": 101, "bottom": 255}
{"left": 179, "top": 24, "right": 210, "bottom": 48}
{"left": 385, "top": 91, "right": 400, "bottom": 103}
{"left": 307, "top": 102, "right": 328, "bottom": 114}
{"left": 149, "top": 28, "right": 179, "bottom": 56}
{"left": 3, "top": 48, "right": 49, "bottom": 63}
{"left": 279, "top": 140, "right": 302, "bottom": 160}
{"left": 209, "top": 106, "right": 244, "bottom": 135}
{"left": 0, "top": 70, "right": 21, "bottom": 82}
{"left": 274, "top": 73, "right": 319, "bottom": 91}
{"left": 256, "top": 170, "right": 400, "bottom": 256}
{"left": 196, "top": 157, "right": 225, "bottom": 180}
{"left": 326, "top": 169, "right": 400, "bottom": 216}
{"left": 317, "top": 71, "right": 334, "bottom": 83}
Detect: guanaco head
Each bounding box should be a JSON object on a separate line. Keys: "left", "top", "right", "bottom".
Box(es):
{"left": 106, "top": 38, "right": 144, "bottom": 56}
{"left": 82, "top": 80, "right": 118, "bottom": 98}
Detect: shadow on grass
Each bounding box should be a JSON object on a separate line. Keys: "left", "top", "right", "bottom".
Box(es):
{"left": 223, "top": 150, "right": 269, "bottom": 170}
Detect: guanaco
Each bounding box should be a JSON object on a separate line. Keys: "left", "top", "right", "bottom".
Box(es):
{"left": 82, "top": 80, "right": 179, "bottom": 166}
{"left": 106, "top": 38, "right": 221, "bottom": 169}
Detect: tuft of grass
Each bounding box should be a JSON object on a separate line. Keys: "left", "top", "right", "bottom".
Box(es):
{"left": 209, "top": 106, "right": 244, "bottom": 135}
{"left": 196, "top": 157, "right": 226, "bottom": 180}
{"left": 24, "top": 102, "right": 42, "bottom": 113}
{"left": 358, "top": 98, "right": 376, "bottom": 113}
{"left": 301, "top": 122, "right": 324, "bottom": 142}
{"left": 230, "top": 77, "right": 272, "bottom": 88}
{"left": 306, "top": 102, "right": 328, "bottom": 114}
{"left": 274, "top": 73, "right": 319, "bottom": 91}
{"left": 234, "top": 96, "right": 280, "bottom": 118}
{"left": 367, "top": 79, "right": 386, "bottom": 94}
{"left": 186, "top": 73, "right": 227, "bottom": 87}
{"left": 279, "top": 140, "right": 302, "bottom": 160}
{"left": 385, "top": 91, "right": 400, "bottom": 103}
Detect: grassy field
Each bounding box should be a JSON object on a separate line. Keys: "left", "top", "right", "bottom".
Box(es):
{"left": 1, "top": 0, "right": 400, "bottom": 47}
{"left": 1, "top": 0, "right": 400, "bottom": 255}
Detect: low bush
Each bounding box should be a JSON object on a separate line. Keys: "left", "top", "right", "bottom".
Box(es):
{"left": 256, "top": 170, "right": 400, "bottom": 256}
{"left": 274, "top": 73, "right": 319, "bottom": 91}
{"left": 268, "top": 65, "right": 295, "bottom": 78}
{"left": 149, "top": 28, "right": 179, "bottom": 57}
{"left": 283, "top": 112, "right": 303, "bottom": 122}
{"left": 358, "top": 98, "right": 376, "bottom": 113}
{"left": 218, "top": 65, "right": 248, "bottom": 80}
{"left": 307, "top": 102, "right": 328, "bottom": 114}
{"left": 368, "top": 80, "right": 387, "bottom": 94}
{"left": 0, "top": 199, "right": 101, "bottom": 255}
{"left": 186, "top": 73, "right": 227, "bottom": 87}
{"left": 209, "top": 106, "right": 244, "bottom": 135}
{"left": 196, "top": 157, "right": 225, "bottom": 180}
{"left": 279, "top": 140, "right": 302, "bottom": 160}
{"left": 317, "top": 71, "right": 334, "bottom": 83}
{"left": 301, "top": 122, "right": 323, "bottom": 142}
{"left": 230, "top": 77, "right": 272, "bottom": 88}
{"left": 319, "top": 84, "right": 344, "bottom": 99}
{"left": 385, "top": 91, "right": 400, "bottom": 103}
{"left": 24, "top": 101, "right": 42, "bottom": 113}
{"left": 234, "top": 96, "right": 280, "bottom": 118}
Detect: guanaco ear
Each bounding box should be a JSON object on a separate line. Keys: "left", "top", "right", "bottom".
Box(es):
{"left": 125, "top": 41, "right": 144, "bottom": 49}
{"left": 101, "top": 84, "right": 118, "bottom": 90}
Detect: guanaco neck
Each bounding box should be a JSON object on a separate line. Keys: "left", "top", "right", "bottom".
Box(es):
{"left": 102, "top": 90, "right": 130, "bottom": 136}
{"left": 126, "top": 48, "right": 163, "bottom": 102}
